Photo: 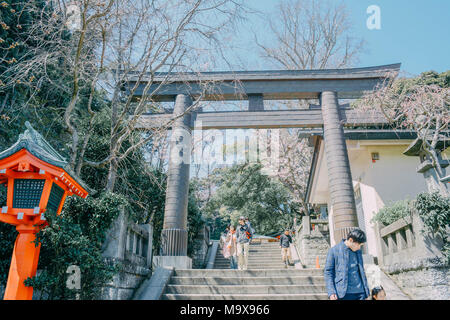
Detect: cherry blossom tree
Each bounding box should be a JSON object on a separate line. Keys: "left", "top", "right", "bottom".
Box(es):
{"left": 354, "top": 72, "right": 450, "bottom": 195}
{"left": 254, "top": 0, "right": 364, "bottom": 214}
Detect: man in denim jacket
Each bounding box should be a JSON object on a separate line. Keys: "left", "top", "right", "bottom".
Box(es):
{"left": 324, "top": 228, "right": 370, "bottom": 300}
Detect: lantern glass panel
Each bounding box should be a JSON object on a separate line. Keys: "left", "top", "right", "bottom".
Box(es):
{"left": 0, "top": 183, "right": 6, "bottom": 207}
{"left": 13, "top": 179, "right": 45, "bottom": 209}
{"left": 47, "top": 183, "right": 64, "bottom": 212}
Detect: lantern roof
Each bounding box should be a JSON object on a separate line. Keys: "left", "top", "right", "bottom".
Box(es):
{"left": 403, "top": 135, "right": 449, "bottom": 156}
{"left": 0, "top": 121, "right": 91, "bottom": 194}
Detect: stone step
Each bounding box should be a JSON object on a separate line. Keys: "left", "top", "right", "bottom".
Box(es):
{"left": 248, "top": 246, "right": 283, "bottom": 249}
{"left": 215, "top": 255, "right": 285, "bottom": 260}
{"left": 162, "top": 293, "right": 329, "bottom": 300}
{"left": 219, "top": 252, "right": 284, "bottom": 256}
{"left": 217, "top": 252, "right": 283, "bottom": 257}
{"left": 214, "top": 260, "right": 287, "bottom": 265}
{"left": 220, "top": 248, "right": 284, "bottom": 252}
{"left": 250, "top": 246, "right": 284, "bottom": 249}
{"left": 213, "top": 263, "right": 287, "bottom": 267}
{"left": 215, "top": 258, "right": 287, "bottom": 263}
{"left": 165, "top": 284, "right": 327, "bottom": 294}
{"left": 214, "top": 259, "right": 284, "bottom": 264}
{"left": 213, "top": 266, "right": 290, "bottom": 270}
{"left": 173, "top": 269, "right": 323, "bottom": 277}
{"left": 213, "top": 266, "right": 292, "bottom": 269}
{"left": 170, "top": 276, "right": 325, "bottom": 286}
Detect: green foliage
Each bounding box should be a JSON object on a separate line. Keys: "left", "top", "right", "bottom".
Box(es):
{"left": 0, "top": 222, "right": 16, "bottom": 290}
{"left": 415, "top": 192, "right": 450, "bottom": 264}
{"left": 0, "top": 0, "right": 207, "bottom": 299}
{"left": 0, "top": 182, "right": 6, "bottom": 207}
{"left": 187, "top": 188, "right": 206, "bottom": 257}
{"left": 372, "top": 199, "right": 412, "bottom": 226}
{"left": 413, "top": 70, "right": 450, "bottom": 88}
{"left": 24, "top": 192, "right": 128, "bottom": 300}
{"left": 203, "top": 163, "right": 298, "bottom": 238}
{"left": 0, "top": 0, "right": 71, "bottom": 150}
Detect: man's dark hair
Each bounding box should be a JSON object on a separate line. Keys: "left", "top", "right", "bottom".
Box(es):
{"left": 346, "top": 228, "right": 367, "bottom": 243}
{"left": 371, "top": 285, "right": 385, "bottom": 299}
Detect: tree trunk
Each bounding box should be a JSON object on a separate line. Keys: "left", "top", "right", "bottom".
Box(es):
{"left": 106, "top": 158, "right": 118, "bottom": 192}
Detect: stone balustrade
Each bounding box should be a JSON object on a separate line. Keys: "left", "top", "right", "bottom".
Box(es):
{"left": 374, "top": 210, "right": 444, "bottom": 270}
{"left": 101, "top": 208, "right": 153, "bottom": 300}
{"left": 374, "top": 210, "right": 449, "bottom": 299}
{"left": 124, "top": 222, "right": 152, "bottom": 267}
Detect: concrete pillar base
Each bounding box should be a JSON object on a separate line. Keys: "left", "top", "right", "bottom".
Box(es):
{"left": 153, "top": 256, "right": 192, "bottom": 269}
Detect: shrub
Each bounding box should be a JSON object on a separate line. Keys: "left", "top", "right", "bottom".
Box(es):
{"left": 415, "top": 192, "right": 450, "bottom": 264}
{"left": 372, "top": 199, "right": 412, "bottom": 226}
{"left": 24, "top": 192, "right": 128, "bottom": 300}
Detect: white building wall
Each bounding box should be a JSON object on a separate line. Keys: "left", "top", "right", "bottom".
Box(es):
{"left": 348, "top": 143, "right": 428, "bottom": 258}
{"left": 314, "top": 141, "right": 430, "bottom": 257}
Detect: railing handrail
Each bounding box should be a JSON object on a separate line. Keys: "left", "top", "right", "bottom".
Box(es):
{"left": 379, "top": 215, "right": 413, "bottom": 238}
{"left": 310, "top": 219, "right": 329, "bottom": 224}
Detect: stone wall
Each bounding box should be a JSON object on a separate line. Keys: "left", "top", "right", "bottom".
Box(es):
{"left": 375, "top": 210, "right": 449, "bottom": 300}
{"left": 295, "top": 216, "right": 330, "bottom": 268}
{"left": 100, "top": 209, "right": 153, "bottom": 300}
{"left": 191, "top": 225, "right": 211, "bottom": 269}
{"left": 101, "top": 258, "right": 151, "bottom": 300}
{"left": 386, "top": 262, "right": 449, "bottom": 299}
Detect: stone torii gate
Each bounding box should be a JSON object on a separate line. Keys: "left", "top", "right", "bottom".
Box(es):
{"left": 129, "top": 63, "right": 401, "bottom": 268}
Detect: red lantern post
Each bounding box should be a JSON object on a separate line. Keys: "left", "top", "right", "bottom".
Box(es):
{"left": 0, "top": 122, "right": 89, "bottom": 300}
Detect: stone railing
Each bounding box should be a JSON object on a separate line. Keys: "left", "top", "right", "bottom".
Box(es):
{"left": 101, "top": 208, "right": 153, "bottom": 300}
{"left": 374, "top": 210, "right": 444, "bottom": 269}
{"left": 124, "top": 221, "right": 153, "bottom": 267}
{"left": 305, "top": 217, "right": 329, "bottom": 235}
{"left": 374, "top": 210, "right": 449, "bottom": 299}
{"left": 191, "top": 225, "right": 211, "bottom": 268}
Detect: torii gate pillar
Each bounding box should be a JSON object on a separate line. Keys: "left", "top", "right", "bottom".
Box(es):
{"left": 157, "top": 94, "right": 192, "bottom": 268}
{"left": 320, "top": 91, "right": 359, "bottom": 244}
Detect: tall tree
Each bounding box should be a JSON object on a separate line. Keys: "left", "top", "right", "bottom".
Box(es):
{"left": 1, "top": 0, "right": 247, "bottom": 193}
{"left": 204, "top": 163, "right": 299, "bottom": 236}
{"left": 255, "top": 0, "right": 363, "bottom": 70}
{"left": 253, "top": 0, "right": 365, "bottom": 213}
{"left": 354, "top": 70, "right": 450, "bottom": 196}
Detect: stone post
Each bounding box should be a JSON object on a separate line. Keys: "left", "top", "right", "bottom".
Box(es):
{"left": 161, "top": 94, "right": 192, "bottom": 257}
{"left": 320, "top": 91, "right": 358, "bottom": 244}
{"left": 302, "top": 215, "right": 311, "bottom": 236}
{"left": 146, "top": 224, "right": 153, "bottom": 267}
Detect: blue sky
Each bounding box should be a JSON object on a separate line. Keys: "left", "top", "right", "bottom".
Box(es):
{"left": 227, "top": 0, "right": 450, "bottom": 76}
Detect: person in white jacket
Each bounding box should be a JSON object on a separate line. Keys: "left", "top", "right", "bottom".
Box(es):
{"left": 224, "top": 225, "right": 238, "bottom": 269}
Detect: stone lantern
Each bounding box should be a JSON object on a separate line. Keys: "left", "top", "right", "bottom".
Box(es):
{"left": 403, "top": 136, "right": 449, "bottom": 195}
{"left": 0, "top": 122, "right": 89, "bottom": 300}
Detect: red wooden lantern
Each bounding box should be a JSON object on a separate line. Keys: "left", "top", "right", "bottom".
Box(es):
{"left": 0, "top": 122, "right": 89, "bottom": 300}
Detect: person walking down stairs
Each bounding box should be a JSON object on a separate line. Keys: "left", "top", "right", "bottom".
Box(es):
{"left": 280, "top": 229, "right": 293, "bottom": 268}
{"left": 236, "top": 216, "right": 253, "bottom": 270}
{"left": 245, "top": 217, "right": 255, "bottom": 243}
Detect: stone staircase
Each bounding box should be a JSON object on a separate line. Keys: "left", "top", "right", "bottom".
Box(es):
{"left": 214, "top": 241, "right": 292, "bottom": 269}
{"left": 160, "top": 241, "right": 328, "bottom": 300}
